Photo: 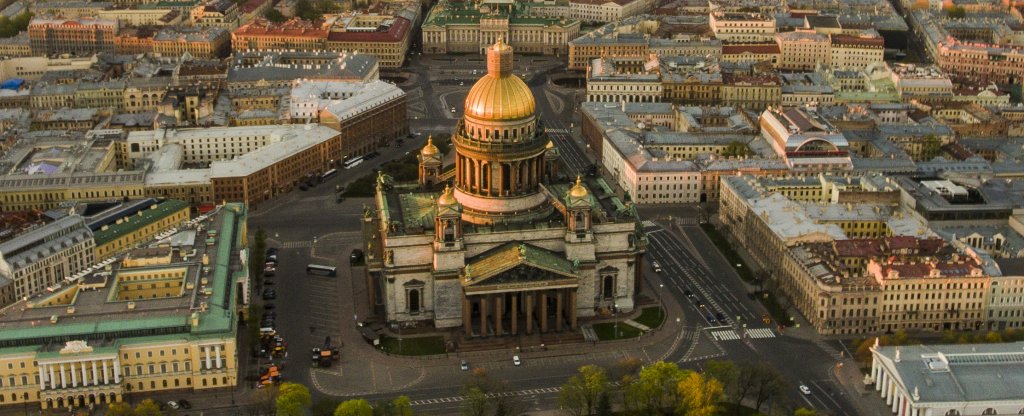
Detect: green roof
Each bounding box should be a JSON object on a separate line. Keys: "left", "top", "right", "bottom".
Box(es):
{"left": 93, "top": 199, "right": 189, "bottom": 246}
{"left": 193, "top": 204, "right": 244, "bottom": 335}
{"left": 466, "top": 241, "right": 581, "bottom": 283}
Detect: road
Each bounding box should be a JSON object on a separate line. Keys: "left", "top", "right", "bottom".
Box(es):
{"left": 640, "top": 213, "right": 856, "bottom": 416}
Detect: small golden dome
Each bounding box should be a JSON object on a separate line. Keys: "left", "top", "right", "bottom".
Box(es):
{"left": 569, "top": 176, "right": 588, "bottom": 198}
{"left": 421, "top": 136, "right": 440, "bottom": 157}
{"left": 546, "top": 140, "right": 555, "bottom": 149}
{"left": 438, "top": 184, "right": 458, "bottom": 206}
{"left": 463, "top": 38, "right": 536, "bottom": 122}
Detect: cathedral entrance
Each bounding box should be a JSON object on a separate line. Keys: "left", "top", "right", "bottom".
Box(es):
{"left": 462, "top": 288, "right": 578, "bottom": 337}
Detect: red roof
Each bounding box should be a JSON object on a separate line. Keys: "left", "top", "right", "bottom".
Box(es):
{"left": 833, "top": 239, "right": 883, "bottom": 257}
{"left": 326, "top": 16, "right": 409, "bottom": 43}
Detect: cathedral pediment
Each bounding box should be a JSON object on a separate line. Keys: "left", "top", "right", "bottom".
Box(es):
{"left": 461, "top": 242, "right": 580, "bottom": 292}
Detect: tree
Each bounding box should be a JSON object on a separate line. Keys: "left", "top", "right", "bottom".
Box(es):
{"left": 334, "top": 399, "right": 373, "bottom": 416}
{"left": 252, "top": 383, "right": 280, "bottom": 415}
{"left": 108, "top": 402, "right": 134, "bottom": 416}
{"left": 276, "top": 382, "right": 313, "bottom": 416}
{"left": 559, "top": 365, "right": 611, "bottom": 416}
{"left": 264, "top": 9, "right": 286, "bottom": 23}
{"left": 985, "top": 331, "right": 1003, "bottom": 343}
{"left": 749, "top": 362, "right": 787, "bottom": 412}
{"left": 795, "top": 408, "right": 820, "bottom": 416}
{"left": 0, "top": 11, "right": 32, "bottom": 38}
{"left": 313, "top": 399, "right": 342, "bottom": 416}
{"left": 610, "top": 357, "right": 643, "bottom": 383}
{"left": 676, "top": 372, "right": 723, "bottom": 416}
{"left": 623, "top": 361, "right": 686, "bottom": 415}
{"left": 390, "top": 396, "right": 413, "bottom": 416}
{"left": 461, "top": 387, "right": 490, "bottom": 416}
{"left": 135, "top": 399, "right": 163, "bottom": 416}
{"left": 722, "top": 140, "right": 753, "bottom": 158}
{"left": 595, "top": 392, "right": 612, "bottom": 416}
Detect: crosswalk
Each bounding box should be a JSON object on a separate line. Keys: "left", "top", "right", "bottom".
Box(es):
{"left": 280, "top": 241, "right": 312, "bottom": 249}
{"left": 710, "top": 329, "right": 740, "bottom": 341}
{"left": 546, "top": 128, "right": 568, "bottom": 134}
{"left": 745, "top": 328, "right": 776, "bottom": 339}
{"left": 409, "top": 387, "right": 561, "bottom": 406}
{"left": 709, "top": 327, "right": 776, "bottom": 341}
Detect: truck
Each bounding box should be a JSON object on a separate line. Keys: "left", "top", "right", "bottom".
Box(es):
{"left": 312, "top": 336, "right": 341, "bottom": 367}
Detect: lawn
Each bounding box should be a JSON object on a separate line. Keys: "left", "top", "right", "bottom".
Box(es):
{"left": 379, "top": 335, "right": 446, "bottom": 356}
{"left": 593, "top": 322, "right": 643, "bottom": 340}
{"left": 634, "top": 306, "right": 665, "bottom": 329}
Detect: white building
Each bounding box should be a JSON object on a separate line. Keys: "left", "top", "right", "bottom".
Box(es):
{"left": 870, "top": 342, "right": 1024, "bottom": 416}
{"left": 586, "top": 57, "right": 663, "bottom": 103}
{"left": 709, "top": 12, "right": 775, "bottom": 43}
{"left": 0, "top": 215, "right": 96, "bottom": 301}
{"left": 288, "top": 79, "right": 403, "bottom": 121}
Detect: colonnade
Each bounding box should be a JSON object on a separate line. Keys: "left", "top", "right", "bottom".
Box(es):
{"left": 455, "top": 153, "right": 545, "bottom": 197}
{"left": 873, "top": 358, "right": 921, "bottom": 416}
{"left": 463, "top": 289, "right": 577, "bottom": 337}
{"left": 39, "top": 357, "right": 121, "bottom": 391}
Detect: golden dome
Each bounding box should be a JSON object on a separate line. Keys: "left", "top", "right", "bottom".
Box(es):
{"left": 438, "top": 184, "right": 458, "bottom": 206}
{"left": 463, "top": 38, "right": 536, "bottom": 121}
{"left": 546, "top": 140, "right": 555, "bottom": 149}
{"left": 421, "top": 136, "right": 440, "bottom": 157}
{"left": 569, "top": 176, "right": 589, "bottom": 198}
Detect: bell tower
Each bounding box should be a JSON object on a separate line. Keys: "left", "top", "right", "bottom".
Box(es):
{"left": 418, "top": 136, "right": 442, "bottom": 188}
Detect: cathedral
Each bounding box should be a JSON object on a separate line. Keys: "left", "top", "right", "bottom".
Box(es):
{"left": 366, "top": 38, "right": 645, "bottom": 337}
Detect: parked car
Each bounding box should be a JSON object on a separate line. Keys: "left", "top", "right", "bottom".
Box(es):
{"left": 683, "top": 289, "right": 693, "bottom": 298}
{"left": 264, "top": 267, "right": 276, "bottom": 277}
{"left": 263, "top": 303, "right": 275, "bottom": 310}
{"left": 262, "top": 292, "right": 276, "bottom": 300}
{"left": 799, "top": 385, "right": 811, "bottom": 395}
{"left": 512, "top": 355, "right": 521, "bottom": 366}
{"left": 177, "top": 399, "right": 192, "bottom": 409}
{"left": 167, "top": 401, "right": 179, "bottom": 410}
{"left": 460, "top": 360, "right": 469, "bottom": 371}
{"left": 651, "top": 261, "right": 662, "bottom": 273}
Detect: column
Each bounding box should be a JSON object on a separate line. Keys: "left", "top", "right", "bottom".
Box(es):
{"left": 886, "top": 378, "right": 894, "bottom": 405}
{"left": 215, "top": 344, "right": 223, "bottom": 369}
{"left": 39, "top": 365, "right": 47, "bottom": 391}
{"left": 81, "top": 360, "right": 89, "bottom": 386}
{"left": 871, "top": 360, "right": 879, "bottom": 385}
{"left": 463, "top": 296, "right": 472, "bottom": 335}
{"left": 495, "top": 296, "right": 504, "bottom": 335}
{"left": 569, "top": 290, "right": 578, "bottom": 329}
{"left": 510, "top": 294, "right": 518, "bottom": 335}
{"left": 525, "top": 292, "right": 534, "bottom": 335}
{"left": 204, "top": 346, "right": 212, "bottom": 370}
{"left": 892, "top": 392, "right": 900, "bottom": 414}
{"left": 113, "top": 359, "right": 121, "bottom": 383}
{"left": 70, "top": 362, "right": 78, "bottom": 387}
{"left": 50, "top": 365, "right": 57, "bottom": 390}
{"left": 480, "top": 296, "right": 488, "bottom": 336}
{"left": 103, "top": 360, "right": 109, "bottom": 385}
{"left": 877, "top": 369, "right": 884, "bottom": 392}
{"left": 556, "top": 290, "right": 564, "bottom": 331}
{"left": 92, "top": 361, "right": 98, "bottom": 386}
{"left": 540, "top": 292, "right": 549, "bottom": 332}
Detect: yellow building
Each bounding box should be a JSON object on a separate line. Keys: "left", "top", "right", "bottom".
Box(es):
{"left": 92, "top": 199, "right": 191, "bottom": 260}
{"left": 0, "top": 203, "right": 247, "bottom": 409}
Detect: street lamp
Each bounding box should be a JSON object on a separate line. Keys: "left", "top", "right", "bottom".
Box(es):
{"left": 614, "top": 303, "right": 620, "bottom": 339}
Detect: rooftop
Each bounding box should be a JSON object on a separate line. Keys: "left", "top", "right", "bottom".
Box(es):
{"left": 874, "top": 342, "right": 1024, "bottom": 403}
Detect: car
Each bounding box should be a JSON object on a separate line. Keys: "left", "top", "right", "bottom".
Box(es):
{"left": 683, "top": 289, "right": 694, "bottom": 297}
{"left": 264, "top": 267, "right": 276, "bottom": 277}
{"left": 799, "top": 385, "right": 811, "bottom": 395}
{"left": 459, "top": 81, "right": 464, "bottom": 86}
{"left": 460, "top": 360, "right": 469, "bottom": 371}
{"left": 266, "top": 247, "right": 278, "bottom": 256}
{"left": 167, "top": 401, "right": 179, "bottom": 410}
{"left": 715, "top": 312, "right": 725, "bottom": 321}
{"left": 177, "top": 399, "right": 192, "bottom": 409}
{"left": 706, "top": 314, "right": 716, "bottom": 324}
{"left": 651, "top": 261, "right": 662, "bottom": 273}
{"left": 263, "top": 293, "right": 276, "bottom": 300}
{"left": 512, "top": 355, "right": 521, "bottom": 366}
{"left": 696, "top": 299, "right": 706, "bottom": 308}
{"left": 264, "top": 279, "right": 275, "bottom": 285}
{"left": 350, "top": 249, "right": 364, "bottom": 264}
{"left": 451, "top": 108, "right": 456, "bottom": 113}
{"left": 263, "top": 303, "right": 275, "bottom": 310}
{"left": 267, "top": 254, "right": 278, "bottom": 262}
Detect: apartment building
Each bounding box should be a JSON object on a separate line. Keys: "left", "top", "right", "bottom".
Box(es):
{"left": 0, "top": 215, "right": 95, "bottom": 303}
{"left": 28, "top": 17, "right": 118, "bottom": 56}
{"left": 709, "top": 12, "right": 775, "bottom": 43}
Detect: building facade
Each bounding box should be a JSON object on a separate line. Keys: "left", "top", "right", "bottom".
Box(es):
{"left": 0, "top": 215, "right": 95, "bottom": 302}
{"left": 422, "top": 0, "right": 580, "bottom": 56}
{"left": 28, "top": 17, "right": 118, "bottom": 56}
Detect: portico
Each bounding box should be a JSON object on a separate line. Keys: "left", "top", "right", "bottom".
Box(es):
{"left": 463, "top": 287, "right": 579, "bottom": 336}
{"left": 37, "top": 342, "right": 124, "bottom": 409}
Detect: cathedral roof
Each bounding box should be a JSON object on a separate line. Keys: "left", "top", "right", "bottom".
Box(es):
{"left": 463, "top": 37, "right": 536, "bottom": 121}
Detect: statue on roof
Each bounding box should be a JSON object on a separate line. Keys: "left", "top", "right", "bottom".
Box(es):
{"left": 363, "top": 204, "right": 372, "bottom": 219}
{"left": 518, "top": 243, "right": 526, "bottom": 259}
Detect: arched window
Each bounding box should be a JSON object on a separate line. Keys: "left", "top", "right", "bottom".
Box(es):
{"left": 945, "top": 410, "right": 961, "bottom": 416}
{"left": 983, "top": 409, "right": 997, "bottom": 415}
{"left": 408, "top": 289, "right": 420, "bottom": 313}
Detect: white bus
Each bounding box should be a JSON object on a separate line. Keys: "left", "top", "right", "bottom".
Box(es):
{"left": 342, "top": 157, "right": 363, "bottom": 169}
{"left": 307, "top": 264, "right": 337, "bottom": 276}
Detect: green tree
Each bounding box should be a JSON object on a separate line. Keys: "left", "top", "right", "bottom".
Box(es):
{"left": 595, "top": 392, "right": 612, "bottom": 416}
{"left": 276, "top": 382, "right": 313, "bottom": 416}
{"left": 985, "top": 331, "right": 1003, "bottom": 343}
{"left": 722, "top": 140, "right": 753, "bottom": 158}
{"left": 0, "top": 11, "right": 32, "bottom": 38}
{"left": 795, "top": 408, "right": 820, "bottom": 416}
{"left": 391, "top": 396, "right": 413, "bottom": 416}
{"left": 334, "top": 399, "right": 373, "bottom": 416}
{"left": 558, "top": 364, "right": 611, "bottom": 416}
{"left": 134, "top": 399, "right": 163, "bottom": 416}
{"left": 108, "top": 402, "right": 134, "bottom": 416}
{"left": 676, "top": 372, "right": 723, "bottom": 416}
{"left": 461, "top": 387, "right": 490, "bottom": 416}
{"left": 313, "top": 399, "right": 342, "bottom": 416}
{"left": 623, "top": 361, "right": 686, "bottom": 415}
{"left": 264, "top": 9, "right": 287, "bottom": 23}
{"left": 610, "top": 356, "right": 643, "bottom": 383}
